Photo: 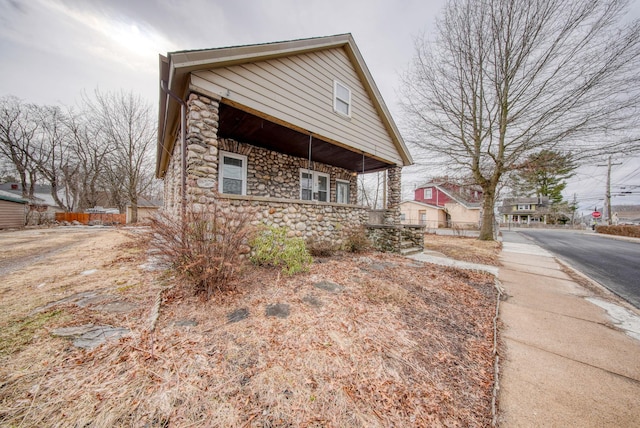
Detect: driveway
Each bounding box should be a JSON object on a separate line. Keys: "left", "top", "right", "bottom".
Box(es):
{"left": 0, "top": 226, "right": 118, "bottom": 276}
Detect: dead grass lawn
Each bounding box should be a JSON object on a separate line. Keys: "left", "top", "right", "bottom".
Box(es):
{"left": 423, "top": 234, "right": 502, "bottom": 266}
{"left": 0, "top": 228, "right": 498, "bottom": 427}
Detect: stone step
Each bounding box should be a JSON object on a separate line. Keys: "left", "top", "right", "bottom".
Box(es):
{"left": 400, "top": 246, "right": 423, "bottom": 256}
{"left": 400, "top": 240, "right": 418, "bottom": 249}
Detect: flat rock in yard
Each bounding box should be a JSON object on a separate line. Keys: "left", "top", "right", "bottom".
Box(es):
{"left": 361, "top": 261, "right": 397, "bottom": 272}
{"left": 92, "top": 301, "right": 137, "bottom": 313}
{"left": 302, "top": 295, "right": 323, "bottom": 307}
{"left": 75, "top": 294, "right": 116, "bottom": 307}
{"left": 265, "top": 303, "right": 290, "bottom": 318}
{"left": 313, "top": 280, "right": 344, "bottom": 293}
{"left": 30, "top": 291, "right": 100, "bottom": 314}
{"left": 138, "top": 255, "right": 168, "bottom": 272}
{"left": 51, "top": 324, "right": 130, "bottom": 349}
{"left": 173, "top": 319, "right": 198, "bottom": 327}
{"left": 227, "top": 308, "right": 249, "bottom": 323}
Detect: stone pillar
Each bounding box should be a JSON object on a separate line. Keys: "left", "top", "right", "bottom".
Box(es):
{"left": 185, "top": 93, "right": 221, "bottom": 208}
{"left": 384, "top": 166, "right": 402, "bottom": 225}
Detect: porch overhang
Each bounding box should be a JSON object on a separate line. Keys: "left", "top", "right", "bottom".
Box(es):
{"left": 217, "top": 102, "right": 392, "bottom": 173}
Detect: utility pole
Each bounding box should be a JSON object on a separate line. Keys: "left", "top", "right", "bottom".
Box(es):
{"left": 597, "top": 156, "right": 622, "bottom": 225}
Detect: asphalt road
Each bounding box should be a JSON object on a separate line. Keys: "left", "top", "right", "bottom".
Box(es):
{"left": 504, "top": 229, "right": 640, "bottom": 309}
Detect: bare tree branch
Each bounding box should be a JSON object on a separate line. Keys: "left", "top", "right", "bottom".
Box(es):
{"left": 401, "top": 0, "right": 640, "bottom": 240}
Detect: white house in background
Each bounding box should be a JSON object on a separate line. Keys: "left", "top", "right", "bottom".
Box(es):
{"left": 499, "top": 197, "right": 550, "bottom": 224}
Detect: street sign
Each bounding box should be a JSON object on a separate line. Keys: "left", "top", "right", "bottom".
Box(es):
{"left": 592, "top": 211, "right": 602, "bottom": 218}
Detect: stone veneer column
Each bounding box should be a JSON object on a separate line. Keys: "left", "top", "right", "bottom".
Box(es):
{"left": 385, "top": 166, "right": 402, "bottom": 225}
{"left": 185, "top": 93, "right": 221, "bottom": 209}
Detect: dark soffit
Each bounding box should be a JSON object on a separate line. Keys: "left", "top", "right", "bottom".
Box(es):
{"left": 217, "top": 103, "right": 390, "bottom": 173}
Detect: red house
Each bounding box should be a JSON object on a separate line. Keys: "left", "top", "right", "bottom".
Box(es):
{"left": 400, "top": 180, "right": 483, "bottom": 228}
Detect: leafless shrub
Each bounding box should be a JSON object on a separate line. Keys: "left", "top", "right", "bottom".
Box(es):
{"left": 343, "top": 227, "right": 371, "bottom": 253}
{"left": 148, "top": 200, "right": 256, "bottom": 299}
{"left": 306, "top": 237, "right": 337, "bottom": 257}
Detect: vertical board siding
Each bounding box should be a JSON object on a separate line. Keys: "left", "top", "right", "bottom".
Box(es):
{"left": 55, "top": 213, "right": 126, "bottom": 225}
{"left": 192, "top": 47, "right": 401, "bottom": 164}
{"left": 0, "top": 200, "right": 26, "bottom": 228}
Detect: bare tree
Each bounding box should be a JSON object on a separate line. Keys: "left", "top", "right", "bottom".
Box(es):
{"left": 65, "top": 108, "right": 112, "bottom": 210}
{"left": 84, "top": 90, "right": 155, "bottom": 222}
{"left": 30, "top": 105, "right": 77, "bottom": 211}
{"left": 401, "top": 0, "right": 640, "bottom": 240}
{"left": 0, "top": 96, "right": 39, "bottom": 199}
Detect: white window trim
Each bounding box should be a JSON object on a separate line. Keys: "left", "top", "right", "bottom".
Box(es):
{"left": 333, "top": 80, "right": 352, "bottom": 118}
{"left": 424, "top": 188, "right": 433, "bottom": 199}
{"left": 300, "top": 169, "right": 330, "bottom": 202}
{"left": 336, "top": 179, "right": 350, "bottom": 204}
{"left": 219, "top": 151, "right": 247, "bottom": 195}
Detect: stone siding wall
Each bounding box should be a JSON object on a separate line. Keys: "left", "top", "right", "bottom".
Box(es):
{"left": 366, "top": 224, "right": 425, "bottom": 253}
{"left": 162, "top": 90, "right": 407, "bottom": 251}
{"left": 220, "top": 196, "right": 367, "bottom": 246}
{"left": 163, "top": 91, "right": 363, "bottom": 244}
{"left": 218, "top": 139, "right": 357, "bottom": 204}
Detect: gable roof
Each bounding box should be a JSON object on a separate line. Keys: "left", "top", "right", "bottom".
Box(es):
{"left": 157, "top": 34, "right": 412, "bottom": 178}
{"left": 0, "top": 189, "right": 27, "bottom": 204}
{"left": 400, "top": 200, "right": 443, "bottom": 210}
{"left": 416, "top": 182, "right": 482, "bottom": 209}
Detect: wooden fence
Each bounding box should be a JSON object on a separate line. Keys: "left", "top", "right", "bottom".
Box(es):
{"left": 55, "top": 212, "right": 126, "bottom": 225}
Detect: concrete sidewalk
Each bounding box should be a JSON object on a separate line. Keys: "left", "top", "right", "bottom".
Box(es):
{"left": 497, "top": 236, "right": 640, "bottom": 427}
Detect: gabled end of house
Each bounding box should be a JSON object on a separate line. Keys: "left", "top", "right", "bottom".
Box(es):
{"left": 156, "top": 34, "right": 421, "bottom": 252}
{"left": 401, "top": 179, "right": 483, "bottom": 229}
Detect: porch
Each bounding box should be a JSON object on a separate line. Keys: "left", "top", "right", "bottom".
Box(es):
{"left": 162, "top": 92, "right": 417, "bottom": 252}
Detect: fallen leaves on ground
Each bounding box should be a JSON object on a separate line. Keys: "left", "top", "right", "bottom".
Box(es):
{"left": 423, "top": 234, "right": 502, "bottom": 266}
{"left": 0, "top": 229, "right": 498, "bottom": 427}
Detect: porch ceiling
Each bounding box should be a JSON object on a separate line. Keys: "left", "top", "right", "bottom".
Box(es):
{"left": 217, "top": 103, "right": 390, "bottom": 173}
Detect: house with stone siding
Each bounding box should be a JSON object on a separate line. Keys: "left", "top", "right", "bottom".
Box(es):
{"left": 156, "top": 34, "right": 420, "bottom": 250}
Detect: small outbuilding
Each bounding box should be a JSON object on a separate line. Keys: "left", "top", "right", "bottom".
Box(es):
{"left": 0, "top": 190, "right": 27, "bottom": 229}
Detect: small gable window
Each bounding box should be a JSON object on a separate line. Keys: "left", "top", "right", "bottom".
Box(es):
{"left": 333, "top": 80, "right": 351, "bottom": 117}
{"left": 424, "top": 188, "right": 433, "bottom": 199}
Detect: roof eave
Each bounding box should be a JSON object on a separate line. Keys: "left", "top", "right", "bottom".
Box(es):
{"left": 156, "top": 34, "right": 413, "bottom": 178}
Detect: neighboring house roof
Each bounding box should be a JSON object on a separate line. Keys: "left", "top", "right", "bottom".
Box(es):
{"left": 157, "top": 34, "right": 412, "bottom": 178}
{"left": 417, "top": 182, "right": 482, "bottom": 209}
{"left": 0, "top": 183, "right": 58, "bottom": 207}
{"left": 400, "top": 200, "right": 443, "bottom": 210}
{"left": 502, "top": 196, "right": 550, "bottom": 205}
{"left": 0, "top": 189, "right": 28, "bottom": 204}
{"left": 128, "top": 196, "right": 163, "bottom": 207}
{"left": 499, "top": 197, "right": 550, "bottom": 214}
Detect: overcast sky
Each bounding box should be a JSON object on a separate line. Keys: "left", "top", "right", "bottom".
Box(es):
{"left": 1, "top": 0, "right": 638, "bottom": 213}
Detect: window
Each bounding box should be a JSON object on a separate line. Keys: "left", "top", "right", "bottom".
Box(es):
{"left": 333, "top": 80, "right": 351, "bottom": 117}
{"left": 424, "top": 188, "right": 433, "bottom": 199}
{"left": 219, "top": 151, "right": 247, "bottom": 195}
{"left": 517, "top": 204, "right": 531, "bottom": 211}
{"left": 336, "top": 180, "right": 350, "bottom": 204}
{"left": 300, "top": 169, "right": 329, "bottom": 202}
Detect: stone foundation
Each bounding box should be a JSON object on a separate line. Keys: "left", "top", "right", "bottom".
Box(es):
{"left": 366, "top": 224, "right": 425, "bottom": 253}
{"left": 219, "top": 195, "right": 367, "bottom": 247}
